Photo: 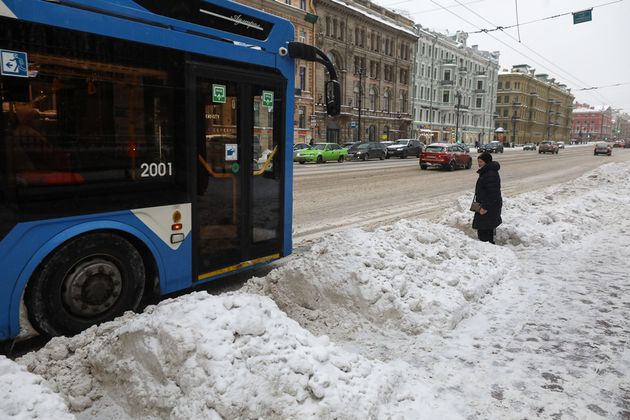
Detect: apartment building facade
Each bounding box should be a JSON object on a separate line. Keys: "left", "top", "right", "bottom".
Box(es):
{"left": 496, "top": 64, "right": 574, "bottom": 145}
{"left": 311, "top": 0, "right": 417, "bottom": 143}
{"left": 571, "top": 106, "right": 613, "bottom": 142}
{"left": 411, "top": 29, "right": 500, "bottom": 145}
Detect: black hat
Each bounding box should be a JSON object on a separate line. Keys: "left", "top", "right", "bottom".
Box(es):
{"left": 478, "top": 152, "right": 493, "bottom": 164}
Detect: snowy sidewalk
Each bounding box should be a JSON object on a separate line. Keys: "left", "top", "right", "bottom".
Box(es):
{"left": 2, "top": 162, "right": 629, "bottom": 419}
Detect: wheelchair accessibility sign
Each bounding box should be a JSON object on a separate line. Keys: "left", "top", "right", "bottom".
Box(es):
{"left": 1, "top": 50, "right": 28, "bottom": 77}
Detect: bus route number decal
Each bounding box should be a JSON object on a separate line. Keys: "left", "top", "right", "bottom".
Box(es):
{"left": 140, "top": 162, "right": 173, "bottom": 177}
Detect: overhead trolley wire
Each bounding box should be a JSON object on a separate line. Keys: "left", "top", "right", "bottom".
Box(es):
{"left": 437, "top": 0, "right": 618, "bottom": 105}
{"left": 469, "top": 0, "right": 624, "bottom": 34}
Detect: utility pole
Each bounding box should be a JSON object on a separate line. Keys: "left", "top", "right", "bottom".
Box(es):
{"left": 355, "top": 67, "right": 366, "bottom": 142}
{"left": 454, "top": 91, "right": 462, "bottom": 143}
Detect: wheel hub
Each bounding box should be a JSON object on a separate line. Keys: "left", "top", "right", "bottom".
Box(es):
{"left": 62, "top": 258, "right": 123, "bottom": 317}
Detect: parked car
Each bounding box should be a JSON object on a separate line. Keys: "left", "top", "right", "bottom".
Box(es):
{"left": 419, "top": 143, "right": 472, "bottom": 171}
{"left": 556, "top": 141, "right": 565, "bottom": 149}
{"left": 477, "top": 141, "right": 504, "bottom": 153}
{"left": 593, "top": 142, "right": 612, "bottom": 156}
{"left": 294, "top": 142, "right": 348, "bottom": 164}
{"left": 293, "top": 142, "right": 311, "bottom": 160}
{"left": 613, "top": 139, "right": 624, "bottom": 148}
{"left": 348, "top": 142, "right": 387, "bottom": 161}
{"left": 523, "top": 143, "right": 536, "bottom": 151}
{"left": 538, "top": 140, "right": 559, "bottom": 154}
{"left": 386, "top": 139, "right": 424, "bottom": 159}
{"left": 342, "top": 142, "right": 358, "bottom": 149}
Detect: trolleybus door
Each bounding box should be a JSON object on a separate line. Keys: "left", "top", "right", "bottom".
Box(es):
{"left": 193, "top": 69, "right": 283, "bottom": 280}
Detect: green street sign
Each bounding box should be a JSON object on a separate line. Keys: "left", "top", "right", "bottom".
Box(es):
{"left": 212, "top": 84, "right": 226, "bottom": 103}
{"left": 572, "top": 9, "right": 592, "bottom": 24}
{"left": 262, "top": 90, "right": 274, "bottom": 108}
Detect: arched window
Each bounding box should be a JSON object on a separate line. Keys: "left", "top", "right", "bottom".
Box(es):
{"left": 383, "top": 90, "right": 391, "bottom": 113}
{"left": 354, "top": 83, "right": 360, "bottom": 109}
{"left": 325, "top": 17, "right": 331, "bottom": 36}
{"left": 369, "top": 87, "right": 377, "bottom": 111}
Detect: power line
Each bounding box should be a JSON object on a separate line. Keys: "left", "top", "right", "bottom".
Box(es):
{"left": 380, "top": 0, "right": 486, "bottom": 11}
{"left": 445, "top": 0, "right": 616, "bottom": 105}
{"left": 469, "top": 0, "right": 623, "bottom": 34}
{"left": 576, "top": 82, "right": 630, "bottom": 91}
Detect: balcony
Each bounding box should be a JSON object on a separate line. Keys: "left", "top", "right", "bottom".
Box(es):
{"left": 440, "top": 80, "right": 454, "bottom": 86}
{"left": 458, "top": 66, "right": 468, "bottom": 74}
{"left": 474, "top": 88, "right": 486, "bottom": 94}
{"left": 475, "top": 71, "right": 487, "bottom": 77}
{"left": 441, "top": 58, "right": 455, "bottom": 65}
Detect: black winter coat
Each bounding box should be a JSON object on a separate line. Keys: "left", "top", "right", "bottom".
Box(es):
{"left": 472, "top": 161, "right": 502, "bottom": 230}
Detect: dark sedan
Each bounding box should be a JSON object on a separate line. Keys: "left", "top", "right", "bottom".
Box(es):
{"left": 386, "top": 139, "right": 424, "bottom": 159}
{"left": 477, "top": 141, "right": 504, "bottom": 153}
{"left": 348, "top": 142, "right": 387, "bottom": 161}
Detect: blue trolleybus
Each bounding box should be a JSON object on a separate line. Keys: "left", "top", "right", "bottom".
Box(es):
{"left": 0, "top": 0, "right": 340, "bottom": 340}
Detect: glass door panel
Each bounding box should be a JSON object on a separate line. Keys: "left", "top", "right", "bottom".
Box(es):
{"left": 197, "top": 79, "right": 241, "bottom": 272}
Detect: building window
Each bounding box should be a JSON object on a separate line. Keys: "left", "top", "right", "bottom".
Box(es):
{"left": 298, "top": 106, "right": 306, "bottom": 128}
{"left": 443, "top": 91, "right": 450, "bottom": 103}
{"left": 369, "top": 87, "right": 377, "bottom": 110}
{"left": 384, "top": 90, "right": 391, "bottom": 112}
{"left": 339, "top": 22, "right": 344, "bottom": 40}
{"left": 505, "top": 81, "right": 510, "bottom": 89}
{"left": 477, "top": 80, "right": 483, "bottom": 90}
{"left": 285, "top": 0, "right": 291, "bottom": 4}
{"left": 300, "top": 0, "right": 306, "bottom": 10}
{"left": 476, "top": 97, "right": 482, "bottom": 108}
{"left": 497, "top": 96, "right": 502, "bottom": 104}
{"left": 444, "top": 70, "right": 451, "bottom": 81}
{"left": 299, "top": 66, "right": 306, "bottom": 91}
{"left": 299, "top": 30, "right": 306, "bottom": 43}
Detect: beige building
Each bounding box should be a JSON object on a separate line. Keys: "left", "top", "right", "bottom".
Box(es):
{"left": 311, "top": 0, "right": 417, "bottom": 143}
{"left": 236, "top": 0, "right": 318, "bottom": 144}
{"left": 496, "top": 64, "right": 574, "bottom": 145}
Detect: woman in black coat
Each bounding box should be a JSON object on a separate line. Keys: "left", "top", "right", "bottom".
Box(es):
{"left": 472, "top": 152, "right": 502, "bottom": 244}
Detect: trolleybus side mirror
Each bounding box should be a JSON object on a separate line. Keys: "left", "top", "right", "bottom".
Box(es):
{"left": 287, "top": 41, "right": 340, "bottom": 117}
{"left": 325, "top": 80, "right": 340, "bottom": 117}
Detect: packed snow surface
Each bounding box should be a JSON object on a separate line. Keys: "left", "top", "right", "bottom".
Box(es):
{"left": 4, "top": 162, "right": 630, "bottom": 419}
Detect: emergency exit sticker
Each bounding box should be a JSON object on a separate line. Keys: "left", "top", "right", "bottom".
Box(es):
{"left": 225, "top": 143, "right": 238, "bottom": 161}
{"left": 1, "top": 49, "right": 28, "bottom": 77}
{"left": 212, "top": 84, "right": 226, "bottom": 103}
{"left": 262, "top": 90, "right": 274, "bottom": 108}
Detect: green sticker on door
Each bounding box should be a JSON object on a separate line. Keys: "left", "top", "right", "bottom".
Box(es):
{"left": 231, "top": 162, "right": 240, "bottom": 173}
{"left": 262, "top": 90, "right": 274, "bottom": 108}
{"left": 213, "top": 84, "right": 226, "bottom": 103}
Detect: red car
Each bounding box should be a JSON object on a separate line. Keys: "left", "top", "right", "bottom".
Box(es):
{"left": 419, "top": 143, "right": 472, "bottom": 171}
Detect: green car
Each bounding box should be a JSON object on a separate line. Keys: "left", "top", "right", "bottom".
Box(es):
{"left": 294, "top": 142, "right": 348, "bottom": 164}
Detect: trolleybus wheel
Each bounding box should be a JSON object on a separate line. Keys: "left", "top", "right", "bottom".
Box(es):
{"left": 25, "top": 233, "right": 145, "bottom": 337}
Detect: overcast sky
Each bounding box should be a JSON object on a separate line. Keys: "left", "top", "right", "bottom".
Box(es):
{"left": 372, "top": 0, "right": 630, "bottom": 113}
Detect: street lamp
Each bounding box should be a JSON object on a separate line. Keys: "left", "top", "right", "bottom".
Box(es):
{"left": 511, "top": 102, "right": 518, "bottom": 147}
{"left": 355, "top": 67, "right": 366, "bottom": 142}
{"left": 454, "top": 90, "right": 462, "bottom": 143}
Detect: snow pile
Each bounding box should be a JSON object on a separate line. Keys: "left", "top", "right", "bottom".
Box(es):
{"left": 18, "top": 293, "right": 436, "bottom": 419}
{"left": 441, "top": 162, "right": 630, "bottom": 247}
{"left": 0, "top": 355, "right": 74, "bottom": 420}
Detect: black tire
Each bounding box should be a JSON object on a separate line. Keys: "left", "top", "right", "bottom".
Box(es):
{"left": 362, "top": 154, "right": 369, "bottom": 161}
{"left": 420, "top": 164, "right": 427, "bottom": 170}
{"left": 385, "top": 154, "right": 390, "bottom": 159}
{"left": 465, "top": 158, "right": 472, "bottom": 169}
{"left": 338, "top": 155, "right": 345, "bottom": 163}
{"left": 379, "top": 153, "right": 385, "bottom": 160}
{"left": 25, "top": 233, "right": 145, "bottom": 337}
{"left": 299, "top": 161, "right": 305, "bottom": 164}
{"left": 316, "top": 155, "right": 323, "bottom": 164}
{"left": 447, "top": 160, "right": 455, "bottom": 171}
{"left": 401, "top": 151, "right": 407, "bottom": 159}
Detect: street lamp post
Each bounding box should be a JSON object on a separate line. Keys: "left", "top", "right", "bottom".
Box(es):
{"left": 511, "top": 102, "right": 518, "bottom": 147}
{"left": 355, "top": 67, "right": 366, "bottom": 142}
{"left": 454, "top": 91, "right": 462, "bottom": 143}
